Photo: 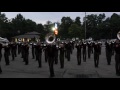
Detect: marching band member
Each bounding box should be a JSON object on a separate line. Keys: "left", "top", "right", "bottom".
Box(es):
{"left": 75, "top": 41, "right": 82, "bottom": 65}
{"left": 59, "top": 42, "right": 65, "bottom": 68}
{"left": 87, "top": 41, "right": 92, "bottom": 59}
{"left": 17, "top": 42, "right": 22, "bottom": 55}
{"left": 82, "top": 41, "right": 87, "bottom": 62}
{"left": 65, "top": 41, "right": 72, "bottom": 61}
{"left": 93, "top": 41, "right": 100, "bottom": 68}
{"left": 21, "top": 43, "right": 25, "bottom": 59}
{"left": 23, "top": 42, "right": 29, "bottom": 65}
{"left": 31, "top": 42, "right": 36, "bottom": 59}
{"left": 98, "top": 41, "right": 102, "bottom": 55}
{"left": 105, "top": 40, "right": 112, "bottom": 65}
{"left": 0, "top": 43, "right": 3, "bottom": 74}
{"left": 111, "top": 40, "right": 115, "bottom": 55}
{"left": 54, "top": 43, "right": 59, "bottom": 64}
{"left": 3, "top": 43, "right": 10, "bottom": 65}
{"left": 36, "top": 42, "right": 42, "bottom": 68}
{"left": 114, "top": 39, "right": 120, "bottom": 76}
{"left": 11, "top": 42, "right": 16, "bottom": 61}
{"left": 43, "top": 43, "right": 48, "bottom": 63}
{"left": 47, "top": 44, "right": 56, "bottom": 77}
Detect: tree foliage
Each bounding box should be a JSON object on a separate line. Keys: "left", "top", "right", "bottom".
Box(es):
{"left": 1, "top": 12, "right": 120, "bottom": 41}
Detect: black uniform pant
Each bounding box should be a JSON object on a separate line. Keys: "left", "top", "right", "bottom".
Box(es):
{"left": 88, "top": 48, "right": 91, "bottom": 59}
{"left": 45, "top": 51, "right": 48, "bottom": 62}
{"left": 72, "top": 45, "right": 74, "bottom": 50}
{"left": 0, "top": 65, "right": 1, "bottom": 73}
{"left": 22, "top": 52, "right": 25, "bottom": 62}
{"left": 99, "top": 47, "right": 101, "bottom": 55}
{"left": 60, "top": 54, "right": 64, "bottom": 68}
{"left": 83, "top": 49, "right": 86, "bottom": 62}
{"left": 70, "top": 48, "right": 73, "bottom": 54}
{"left": 0, "top": 54, "right": 2, "bottom": 73}
{"left": 0, "top": 65, "right": 2, "bottom": 73}
{"left": 4, "top": 52, "right": 9, "bottom": 65}
{"left": 94, "top": 52, "right": 99, "bottom": 67}
{"left": 15, "top": 48, "right": 17, "bottom": 57}
{"left": 21, "top": 49, "right": 24, "bottom": 58}
{"left": 11, "top": 50, "right": 16, "bottom": 60}
{"left": 0, "top": 54, "right": 2, "bottom": 62}
{"left": 18, "top": 47, "right": 21, "bottom": 54}
{"left": 8, "top": 49, "right": 11, "bottom": 56}
{"left": 35, "top": 51, "right": 38, "bottom": 61}
{"left": 38, "top": 53, "right": 42, "bottom": 67}
{"left": 77, "top": 52, "right": 81, "bottom": 65}
{"left": 91, "top": 47, "right": 93, "bottom": 54}
{"left": 24, "top": 53, "right": 29, "bottom": 65}
{"left": 55, "top": 51, "right": 58, "bottom": 64}
{"left": 48, "top": 57, "right": 55, "bottom": 77}
{"left": 115, "top": 54, "right": 120, "bottom": 75}
{"left": 65, "top": 50, "right": 67, "bottom": 58}
{"left": 112, "top": 48, "right": 114, "bottom": 55}
{"left": 106, "top": 50, "right": 112, "bottom": 65}
{"left": 32, "top": 49, "right": 35, "bottom": 59}
{"left": 67, "top": 50, "right": 71, "bottom": 61}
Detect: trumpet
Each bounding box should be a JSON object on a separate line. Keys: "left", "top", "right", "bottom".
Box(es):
{"left": 117, "top": 31, "right": 120, "bottom": 40}
{"left": 45, "top": 33, "right": 56, "bottom": 44}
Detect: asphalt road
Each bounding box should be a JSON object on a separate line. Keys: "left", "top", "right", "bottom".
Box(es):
{"left": 0, "top": 45, "right": 120, "bottom": 78}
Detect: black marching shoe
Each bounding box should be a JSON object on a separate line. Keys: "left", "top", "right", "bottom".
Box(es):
{"left": 6, "top": 63, "right": 9, "bottom": 66}
{"left": 0, "top": 70, "right": 2, "bottom": 74}
{"left": 25, "top": 63, "right": 28, "bottom": 65}
{"left": 50, "top": 74, "right": 55, "bottom": 78}
{"left": 116, "top": 72, "right": 120, "bottom": 76}
{"left": 38, "top": 66, "right": 42, "bottom": 68}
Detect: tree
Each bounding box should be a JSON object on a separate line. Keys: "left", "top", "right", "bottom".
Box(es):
{"left": 11, "top": 13, "right": 26, "bottom": 35}
{"left": 36, "top": 23, "right": 45, "bottom": 41}
{"left": 68, "top": 24, "right": 84, "bottom": 39}
{"left": 75, "top": 17, "right": 81, "bottom": 26}
{"left": 44, "top": 20, "right": 54, "bottom": 33}
{"left": 59, "top": 17, "right": 73, "bottom": 39}
{"left": 109, "top": 13, "right": 120, "bottom": 39}
{"left": 24, "top": 19, "right": 37, "bottom": 32}
{"left": 82, "top": 13, "right": 106, "bottom": 40}
{"left": 0, "top": 13, "right": 9, "bottom": 37}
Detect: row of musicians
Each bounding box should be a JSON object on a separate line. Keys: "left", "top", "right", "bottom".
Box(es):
{"left": 0, "top": 41, "right": 102, "bottom": 66}
{"left": 105, "top": 40, "right": 120, "bottom": 76}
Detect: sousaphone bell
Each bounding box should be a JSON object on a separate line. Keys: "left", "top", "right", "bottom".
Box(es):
{"left": 45, "top": 33, "right": 56, "bottom": 44}
{"left": 117, "top": 31, "right": 120, "bottom": 40}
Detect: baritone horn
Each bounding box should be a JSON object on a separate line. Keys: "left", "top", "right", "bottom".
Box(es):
{"left": 117, "top": 31, "right": 120, "bottom": 40}
{"left": 45, "top": 33, "right": 56, "bottom": 44}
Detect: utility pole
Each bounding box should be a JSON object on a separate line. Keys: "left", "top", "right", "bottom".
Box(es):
{"left": 85, "top": 12, "right": 86, "bottom": 40}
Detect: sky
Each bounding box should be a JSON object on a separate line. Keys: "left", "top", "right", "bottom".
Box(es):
{"left": 1, "top": 12, "right": 120, "bottom": 25}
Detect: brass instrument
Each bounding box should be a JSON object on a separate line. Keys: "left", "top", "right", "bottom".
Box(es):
{"left": 45, "top": 33, "right": 56, "bottom": 44}
{"left": 18, "top": 38, "right": 22, "bottom": 42}
{"left": 72, "top": 38, "right": 75, "bottom": 41}
{"left": 0, "top": 37, "right": 9, "bottom": 43}
{"left": 0, "top": 37, "right": 9, "bottom": 46}
{"left": 57, "top": 38, "right": 60, "bottom": 41}
{"left": 88, "top": 41, "right": 91, "bottom": 44}
{"left": 117, "top": 31, "right": 120, "bottom": 40}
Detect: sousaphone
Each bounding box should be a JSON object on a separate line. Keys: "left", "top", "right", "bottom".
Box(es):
{"left": 45, "top": 33, "right": 56, "bottom": 44}
{"left": 117, "top": 31, "right": 120, "bottom": 40}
